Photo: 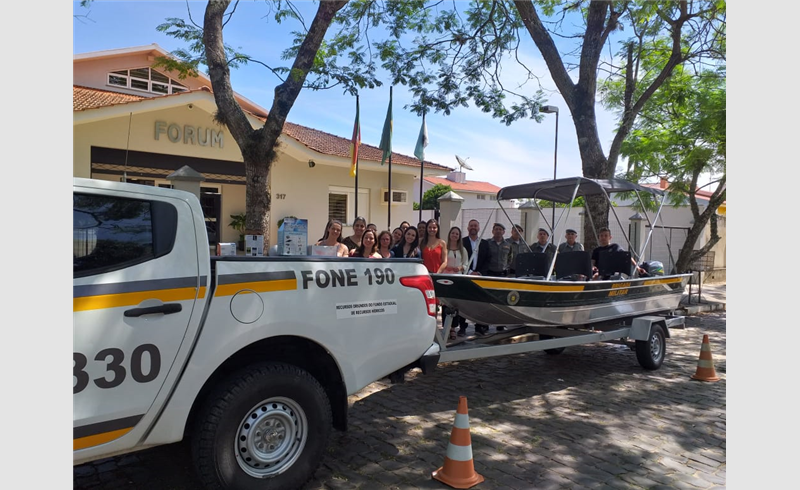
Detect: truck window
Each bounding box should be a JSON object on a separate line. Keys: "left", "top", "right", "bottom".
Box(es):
{"left": 73, "top": 193, "right": 176, "bottom": 277}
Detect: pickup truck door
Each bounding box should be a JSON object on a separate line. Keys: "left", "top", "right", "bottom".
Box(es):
{"left": 73, "top": 185, "right": 203, "bottom": 456}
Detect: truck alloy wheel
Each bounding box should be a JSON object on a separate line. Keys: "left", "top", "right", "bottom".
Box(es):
{"left": 192, "top": 362, "right": 331, "bottom": 490}
{"left": 236, "top": 396, "right": 308, "bottom": 477}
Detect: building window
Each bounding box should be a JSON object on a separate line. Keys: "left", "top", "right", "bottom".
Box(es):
{"left": 381, "top": 188, "right": 408, "bottom": 205}
{"left": 489, "top": 195, "right": 496, "bottom": 200}
{"left": 477, "top": 194, "right": 486, "bottom": 200}
{"left": 328, "top": 186, "right": 369, "bottom": 224}
{"left": 107, "top": 67, "right": 188, "bottom": 95}
{"left": 328, "top": 193, "right": 348, "bottom": 222}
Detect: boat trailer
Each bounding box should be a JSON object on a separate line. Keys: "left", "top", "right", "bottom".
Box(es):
{"left": 433, "top": 312, "right": 686, "bottom": 370}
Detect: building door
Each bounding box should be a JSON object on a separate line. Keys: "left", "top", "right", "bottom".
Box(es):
{"left": 200, "top": 188, "right": 221, "bottom": 245}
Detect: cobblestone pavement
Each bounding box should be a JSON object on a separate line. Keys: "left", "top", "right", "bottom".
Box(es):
{"left": 74, "top": 312, "right": 726, "bottom": 490}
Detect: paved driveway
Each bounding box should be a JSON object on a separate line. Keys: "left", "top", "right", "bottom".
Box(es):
{"left": 74, "top": 312, "right": 726, "bottom": 489}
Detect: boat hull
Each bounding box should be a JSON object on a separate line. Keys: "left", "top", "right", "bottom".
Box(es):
{"left": 431, "top": 273, "right": 692, "bottom": 326}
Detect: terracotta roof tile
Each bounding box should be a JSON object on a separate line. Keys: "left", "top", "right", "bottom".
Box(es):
{"left": 73, "top": 85, "right": 145, "bottom": 110}
{"left": 642, "top": 181, "right": 725, "bottom": 205}
{"left": 73, "top": 85, "right": 451, "bottom": 172}
{"left": 424, "top": 176, "right": 502, "bottom": 194}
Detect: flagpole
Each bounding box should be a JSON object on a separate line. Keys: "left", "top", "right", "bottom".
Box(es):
{"left": 387, "top": 86, "right": 393, "bottom": 229}
{"left": 418, "top": 111, "right": 425, "bottom": 224}
{"left": 354, "top": 95, "right": 359, "bottom": 222}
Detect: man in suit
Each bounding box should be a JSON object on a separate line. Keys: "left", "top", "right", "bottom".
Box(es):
{"left": 457, "top": 219, "right": 491, "bottom": 336}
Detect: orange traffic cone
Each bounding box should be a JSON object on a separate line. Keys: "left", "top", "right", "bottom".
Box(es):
{"left": 432, "top": 396, "right": 484, "bottom": 489}
{"left": 691, "top": 334, "right": 720, "bottom": 382}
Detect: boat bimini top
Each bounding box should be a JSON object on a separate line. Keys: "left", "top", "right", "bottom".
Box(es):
{"left": 497, "top": 177, "right": 665, "bottom": 203}
{"left": 493, "top": 176, "right": 671, "bottom": 280}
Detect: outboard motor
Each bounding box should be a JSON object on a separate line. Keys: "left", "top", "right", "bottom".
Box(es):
{"left": 644, "top": 261, "right": 664, "bottom": 276}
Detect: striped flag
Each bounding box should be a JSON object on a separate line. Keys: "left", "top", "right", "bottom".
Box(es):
{"left": 349, "top": 96, "right": 360, "bottom": 177}
{"left": 378, "top": 89, "right": 393, "bottom": 165}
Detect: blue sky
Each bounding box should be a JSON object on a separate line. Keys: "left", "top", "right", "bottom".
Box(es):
{"left": 72, "top": 0, "right": 623, "bottom": 189}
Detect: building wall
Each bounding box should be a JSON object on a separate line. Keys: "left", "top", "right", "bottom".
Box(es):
{"left": 414, "top": 179, "right": 502, "bottom": 209}
{"left": 74, "top": 51, "right": 209, "bottom": 96}
{"left": 75, "top": 103, "right": 425, "bottom": 246}
{"left": 271, "top": 155, "right": 420, "bottom": 241}
{"left": 74, "top": 104, "right": 244, "bottom": 177}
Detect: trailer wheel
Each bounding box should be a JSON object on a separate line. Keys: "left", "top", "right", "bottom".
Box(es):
{"left": 635, "top": 324, "right": 666, "bottom": 370}
{"left": 192, "top": 362, "right": 332, "bottom": 490}
{"left": 539, "top": 335, "right": 566, "bottom": 355}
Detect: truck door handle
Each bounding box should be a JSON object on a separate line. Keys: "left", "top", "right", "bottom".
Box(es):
{"left": 124, "top": 303, "right": 183, "bottom": 317}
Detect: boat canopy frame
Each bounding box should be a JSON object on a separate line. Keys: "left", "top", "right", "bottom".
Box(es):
{"left": 493, "top": 177, "right": 671, "bottom": 279}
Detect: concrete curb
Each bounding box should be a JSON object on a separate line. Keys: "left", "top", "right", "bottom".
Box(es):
{"left": 675, "top": 302, "right": 726, "bottom": 316}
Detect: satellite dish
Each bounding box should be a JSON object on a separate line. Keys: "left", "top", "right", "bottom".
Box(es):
{"left": 455, "top": 155, "right": 473, "bottom": 171}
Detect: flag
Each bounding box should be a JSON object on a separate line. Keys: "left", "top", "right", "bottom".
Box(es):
{"left": 414, "top": 113, "right": 428, "bottom": 162}
{"left": 349, "top": 96, "right": 360, "bottom": 177}
{"left": 378, "top": 88, "right": 393, "bottom": 165}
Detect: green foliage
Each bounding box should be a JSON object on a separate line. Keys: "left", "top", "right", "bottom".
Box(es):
{"left": 228, "top": 213, "right": 246, "bottom": 235}
{"left": 611, "top": 65, "right": 726, "bottom": 206}
{"left": 418, "top": 184, "right": 452, "bottom": 210}
{"left": 277, "top": 216, "right": 298, "bottom": 228}
{"left": 155, "top": 15, "right": 250, "bottom": 80}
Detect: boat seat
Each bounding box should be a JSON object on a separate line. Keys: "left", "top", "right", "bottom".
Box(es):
{"left": 554, "top": 251, "right": 592, "bottom": 280}
{"left": 514, "top": 252, "right": 551, "bottom": 278}
{"left": 597, "top": 250, "right": 633, "bottom": 279}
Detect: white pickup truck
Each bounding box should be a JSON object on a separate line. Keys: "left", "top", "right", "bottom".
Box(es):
{"left": 73, "top": 178, "right": 440, "bottom": 489}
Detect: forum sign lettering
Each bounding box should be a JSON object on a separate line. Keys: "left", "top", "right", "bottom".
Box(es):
{"left": 155, "top": 121, "right": 224, "bottom": 149}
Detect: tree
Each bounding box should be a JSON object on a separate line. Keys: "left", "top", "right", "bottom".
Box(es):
{"left": 609, "top": 66, "right": 725, "bottom": 273}
{"left": 413, "top": 183, "right": 452, "bottom": 211}
{"left": 159, "top": 0, "right": 387, "bottom": 241}
{"left": 356, "top": 0, "right": 725, "bottom": 251}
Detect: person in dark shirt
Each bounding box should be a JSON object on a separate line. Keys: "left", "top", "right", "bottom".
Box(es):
{"left": 458, "top": 219, "right": 491, "bottom": 336}
{"left": 591, "top": 227, "right": 644, "bottom": 279}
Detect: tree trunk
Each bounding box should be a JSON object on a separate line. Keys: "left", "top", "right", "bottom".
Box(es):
{"left": 514, "top": 1, "right": 698, "bottom": 252}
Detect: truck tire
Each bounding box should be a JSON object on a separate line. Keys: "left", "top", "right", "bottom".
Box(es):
{"left": 192, "top": 362, "right": 332, "bottom": 490}
{"left": 635, "top": 324, "right": 666, "bottom": 370}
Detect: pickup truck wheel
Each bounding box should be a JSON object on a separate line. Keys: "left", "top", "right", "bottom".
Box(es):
{"left": 635, "top": 324, "right": 666, "bottom": 370}
{"left": 192, "top": 363, "right": 331, "bottom": 490}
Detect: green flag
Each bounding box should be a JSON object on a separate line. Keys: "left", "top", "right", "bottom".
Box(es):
{"left": 414, "top": 112, "right": 428, "bottom": 162}
{"left": 378, "top": 89, "right": 393, "bottom": 165}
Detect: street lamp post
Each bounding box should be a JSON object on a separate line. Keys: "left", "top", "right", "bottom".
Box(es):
{"left": 540, "top": 105, "right": 559, "bottom": 244}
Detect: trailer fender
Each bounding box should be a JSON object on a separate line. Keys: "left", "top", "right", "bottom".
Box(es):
{"left": 628, "top": 316, "right": 671, "bottom": 341}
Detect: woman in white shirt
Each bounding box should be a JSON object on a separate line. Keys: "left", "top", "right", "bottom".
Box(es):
{"left": 442, "top": 226, "right": 470, "bottom": 274}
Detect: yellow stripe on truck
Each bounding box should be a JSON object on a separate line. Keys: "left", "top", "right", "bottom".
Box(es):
{"left": 73, "top": 286, "right": 205, "bottom": 312}
{"left": 73, "top": 427, "right": 133, "bottom": 451}
{"left": 215, "top": 279, "right": 297, "bottom": 297}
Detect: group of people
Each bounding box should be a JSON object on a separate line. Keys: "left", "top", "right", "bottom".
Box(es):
{"left": 316, "top": 216, "right": 641, "bottom": 337}
{"left": 315, "top": 217, "right": 447, "bottom": 260}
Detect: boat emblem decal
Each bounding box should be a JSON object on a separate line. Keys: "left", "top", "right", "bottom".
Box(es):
{"left": 436, "top": 279, "right": 454, "bottom": 285}
{"left": 507, "top": 291, "right": 520, "bottom": 306}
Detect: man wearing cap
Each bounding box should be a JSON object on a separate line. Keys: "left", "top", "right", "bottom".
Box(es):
{"left": 534, "top": 228, "right": 557, "bottom": 258}
{"left": 557, "top": 229, "right": 584, "bottom": 253}
{"left": 505, "top": 224, "right": 525, "bottom": 276}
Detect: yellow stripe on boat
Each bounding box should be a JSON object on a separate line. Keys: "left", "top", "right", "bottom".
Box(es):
{"left": 642, "top": 277, "right": 684, "bottom": 286}
{"left": 473, "top": 280, "right": 585, "bottom": 292}
{"left": 215, "top": 278, "right": 297, "bottom": 297}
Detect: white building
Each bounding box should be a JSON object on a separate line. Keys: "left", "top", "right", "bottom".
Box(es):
{"left": 73, "top": 44, "right": 453, "bottom": 247}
